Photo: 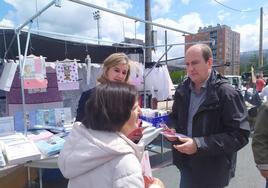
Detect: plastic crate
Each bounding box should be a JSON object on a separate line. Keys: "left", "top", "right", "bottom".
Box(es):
{"left": 140, "top": 115, "right": 169, "bottom": 128}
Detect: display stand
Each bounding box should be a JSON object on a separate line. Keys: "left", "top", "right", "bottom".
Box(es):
{"left": 10, "top": 0, "right": 216, "bottom": 187}
{"left": 24, "top": 155, "right": 58, "bottom": 188}
{"left": 15, "top": 0, "right": 62, "bottom": 136}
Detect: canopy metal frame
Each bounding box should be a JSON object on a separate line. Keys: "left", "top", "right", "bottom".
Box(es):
{"left": 14, "top": 0, "right": 214, "bottom": 131}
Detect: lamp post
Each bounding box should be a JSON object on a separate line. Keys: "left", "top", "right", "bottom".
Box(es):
{"left": 134, "top": 20, "right": 138, "bottom": 39}
{"left": 93, "top": 10, "right": 101, "bottom": 45}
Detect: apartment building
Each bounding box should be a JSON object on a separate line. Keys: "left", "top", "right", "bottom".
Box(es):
{"left": 185, "top": 24, "right": 240, "bottom": 75}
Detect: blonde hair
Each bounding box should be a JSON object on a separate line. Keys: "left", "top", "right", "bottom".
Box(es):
{"left": 97, "top": 53, "right": 131, "bottom": 84}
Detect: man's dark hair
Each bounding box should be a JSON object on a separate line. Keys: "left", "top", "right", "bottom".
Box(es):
{"left": 82, "top": 82, "right": 138, "bottom": 132}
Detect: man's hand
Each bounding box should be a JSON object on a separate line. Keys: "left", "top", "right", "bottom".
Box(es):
{"left": 173, "top": 137, "right": 197, "bottom": 155}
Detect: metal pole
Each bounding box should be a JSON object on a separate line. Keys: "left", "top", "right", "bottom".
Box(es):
{"left": 145, "top": 0, "right": 152, "bottom": 64}
{"left": 15, "top": 0, "right": 61, "bottom": 33}
{"left": 97, "top": 18, "right": 100, "bottom": 45}
{"left": 143, "top": 47, "right": 147, "bottom": 108}
{"left": 17, "top": 22, "right": 33, "bottom": 136}
{"left": 145, "top": 45, "right": 173, "bottom": 78}
{"left": 15, "top": 1, "right": 61, "bottom": 137}
{"left": 67, "top": 0, "right": 192, "bottom": 35}
{"left": 22, "top": 22, "right": 33, "bottom": 75}
{"left": 144, "top": 40, "right": 214, "bottom": 49}
{"left": 27, "top": 28, "right": 213, "bottom": 49}
{"left": 16, "top": 32, "right": 27, "bottom": 135}
{"left": 259, "top": 7, "right": 263, "bottom": 70}
{"left": 27, "top": 167, "right": 31, "bottom": 187}
{"left": 135, "top": 20, "right": 137, "bottom": 39}
{"left": 93, "top": 10, "right": 101, "bottom": 45}
{"left": 165, "top": 30, "right": 168, "bottom": 110}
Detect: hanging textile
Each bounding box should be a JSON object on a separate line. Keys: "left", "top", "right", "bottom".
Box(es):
{"left": 56, "top": 59, "right": 79, "bottom": 91}
{"left": 62, "top": 63, "right": 102, "bottom": 118}
{"left": 6, "top": 64, "right": 63, "bottom": 116}
{"left": 0, "top": 60, "right": 18, "bottom": 91}
{"left": 14, "top": 107, "right": 72, "bottom": 132}
{"left": 35, "top": 109, "right": 56, "bottom": 126}
{"left": 23, "top": 55, "right": 48, "bottom": 89}
{"left": 144, "top": 65, "right": 174, "bottom": 101}
{"left": 85, "top": 55, "right": 92, "bottom": 85}
{"left": 54, "top": 107, "right": 72, "bottom": 126}
{"left": 0, "top": 116, "right": 15, "bottom": 134}
{"left": 129, "top": 60, "right": 144, "bottom": 90}
{"left": 14, "top": 111, "right": 36, "bottom": 132}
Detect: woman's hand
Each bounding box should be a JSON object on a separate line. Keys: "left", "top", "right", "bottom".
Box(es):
{"left": 144, "top": 176, "right": 165, "bottom": 188}
{"left": 260, "top": 170, "right": 268, "bottom": 178}
{"left": 127, "top": 127, "right": 144, "bottom": 142}
{"left": 161, "top": 124, "right": 177, "bottom": 142}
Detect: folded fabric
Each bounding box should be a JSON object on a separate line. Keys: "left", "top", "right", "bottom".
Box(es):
{"left": 14, "top": 111, "right": 36, "bottom": 132}
{"left": 23, "top": 56, "right": 46, "bottom": 80}
{"left": 7, "top": 87, "right": 63, "bottom": 104}
{"left": 138, "top": 126, "right": 163, "bottom": 146}
{"left": 35, "top": 135, "right": 65, "bottom": 156}
{"left": 0, "top": 116, "right": 15, "bottom": 134}
{"left": 8, "top": 102, "right": 64, "bottom": 116}
{"left": 57, "top": 82, "right": 79, "bottom": 91}
{"left": 0, "top": 60, "right": 18, "bottom": 91}
{"left": 28, "top": 125, "right": 65, "bottom": 134}
{"left": 56, "top": 61, "right": 79, "bottom": 91}
{"left": 23, "top": 79, "right": 48, "bottom": 89}
{"left": 27, "top": 130, "right": 54, "bottom": 142}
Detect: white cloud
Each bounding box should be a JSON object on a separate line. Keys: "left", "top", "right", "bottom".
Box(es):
{"left": 210, "top": 0, "right": 230, "bottom": 5}
{"left": 217, "top": 10, "right": 231, "bottom": 21}
{"left": 234, "top": 23, "right": 258, "bottom": 53}
{"left": 177, "top": 12, "right": 204, "bottom": 32}
{"left": 181, "top": 0, "right": 190, "bottom": 5}
{"left": 234, "top": 13, "right": 268, "bottom": 52}
{"left": 2, "top": 0, "right": 267, "bottom": 57}
{"left": 0, "top": 18, "right": 14, "bottom": 28}
{"left": 2, "top": 0, "right": 134, "bottom": 44}
{"left": 151, "top": 18, "right": 184, "bottom": 61}
{"left": 151, "top": 12, "right": 204, "bottom": 60}
{"left": 108, "top": 0, "right": 132, "bottom": 12}
{"left": 152, "top": 0, "right": 172, "bottom": 17}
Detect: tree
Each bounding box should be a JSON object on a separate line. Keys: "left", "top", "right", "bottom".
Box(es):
{"left": 240, "top": 54, "right": 260, "bottom": 75}
{"left": 249, "top": 54, "right": 259, "bottom": 70}
{"left": 169, "top": 70, "right": 186, "bottom": 84}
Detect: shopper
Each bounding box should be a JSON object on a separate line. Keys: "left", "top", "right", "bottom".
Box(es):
{"left": 252, "top": 102, "right": 268, "bottom": 188}
{"left": 165, "top": 44, "right": 250, "bottom": 188}
{"left": 261, "top": 84, "right": 268, "bottom": 102}
{"left": 58, "top": 82, "right": 164, "bottom": 188}
{"left": 76, "top": 52, "right": 130, "bottom": 122}
{"left": 256, "top": 73, "right": 266, "bottom": 92}
{"left": 75, "top": 52, "right": 142, "bottom": 142}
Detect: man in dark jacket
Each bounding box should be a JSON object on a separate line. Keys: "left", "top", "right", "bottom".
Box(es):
{"left": 166, "top": 44, "right": 250, "bottom": 188}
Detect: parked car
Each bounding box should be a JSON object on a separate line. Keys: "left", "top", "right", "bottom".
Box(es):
{"left": 225, "top": 75, "right": 243, "bottom": 91}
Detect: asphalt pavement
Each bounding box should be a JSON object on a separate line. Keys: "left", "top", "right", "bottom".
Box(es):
{"left": 150, "top": 136, "right": 265, "bottom": 188}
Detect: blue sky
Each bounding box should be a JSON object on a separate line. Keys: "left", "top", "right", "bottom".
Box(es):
{"left": 0, "top": 0, "right": 268, "bottom": 60}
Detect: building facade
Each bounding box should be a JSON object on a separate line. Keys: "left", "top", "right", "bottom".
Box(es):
{"left": 185, "top": 24, "right": 240, "bottom": 75}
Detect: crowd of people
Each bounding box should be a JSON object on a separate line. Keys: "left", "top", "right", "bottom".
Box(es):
{"left": 57, "top": 44, "right": 268, "bottom": 188}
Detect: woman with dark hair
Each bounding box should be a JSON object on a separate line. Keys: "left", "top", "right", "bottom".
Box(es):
{"left": 58, "top": 82, "right": 164, "bottom": 188}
